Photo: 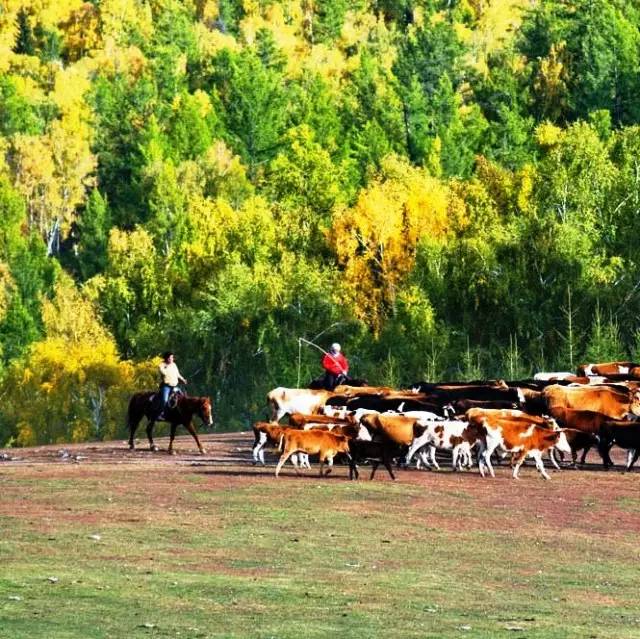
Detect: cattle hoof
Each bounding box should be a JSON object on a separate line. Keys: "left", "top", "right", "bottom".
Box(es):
{"left": 168, "top": 449, "right": 176, "bottom": 456}
{"left": 150, "top": 445, "right": 159, "bottom": 452}
{"left": 128, "top": 443, "right": 135, "bottom": 450}
{"left": 199, "top": 448, "right": 207, "bottom": 455}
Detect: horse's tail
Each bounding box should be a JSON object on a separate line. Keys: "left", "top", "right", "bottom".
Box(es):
{"left": 126, "top": 395, "right": 137, "bottom": 432}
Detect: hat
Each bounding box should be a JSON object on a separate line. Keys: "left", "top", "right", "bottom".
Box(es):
{"left": 330, "top": 343, "right": 341, "bottom": 353}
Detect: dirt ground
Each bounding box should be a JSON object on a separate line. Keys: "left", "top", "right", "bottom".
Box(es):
{"left": 1, "top": 430, "right": 639, "bottom": 538}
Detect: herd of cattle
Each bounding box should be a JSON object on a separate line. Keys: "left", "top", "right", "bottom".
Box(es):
{"left": 252, "top": 361, "right": 640, "bottom": 480}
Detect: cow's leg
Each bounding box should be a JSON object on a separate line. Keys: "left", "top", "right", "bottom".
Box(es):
{"left": 511, "top": 450, "right": 527, "bottom": 479}
{"left": 416, "top": 449, "right": 431, "bottom": 470}
{"left": 624, "top": 448, "right": 638, "bottom": 471}
{"left": 404, "top": 442, "right": 419, "bottom": 467}
{"left": 579, "top": 443, "right": 592, "bottom": 466}
{"left": 252, "top": 432, "right": 267, "bottom": 465}
{"left": 323, "top": 455, "right": 334, "bottom": 476}
{"left": 479, "top": 442, "right": 495, "bottom": 478}
{"left": 301, "top": 453, "right": 311, "bottom": 469}
{"left": 451, "top": 446, "right": 459, "bottom": 472}
{"left": 369, "top": 460, "right": 380, "bottom": 480}
{"left": 275, "top": 449, "right": 294, "bottom": 477}
{"left": 430, "top": 446, "right": 440, "bottom": 470}
{"left": 183, "top": 419, "right": 206, "bottom": 454}
{"left": 349, "top": 455, "right": 359, "bottom": 480}
{"left": 531, "top": 450, "right": 550, "bottom": 480}
{"left": 146, "top": 420, "right": 158, "bottom": 452}
{"left": 549, "top": 448, "right": 561, "bottom": 470}
{"left": 382, "top": 455, "right": 396, "bottom": 480}
{"left": 598, "top": 441, "right": 615, "bottom": 468}
{"left": 627, "top": 449, "right": 639, "bottom": 470}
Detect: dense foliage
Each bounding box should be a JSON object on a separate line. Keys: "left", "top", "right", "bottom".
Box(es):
{"left": 2, "top": 0, "right": 640, "bottom": 443}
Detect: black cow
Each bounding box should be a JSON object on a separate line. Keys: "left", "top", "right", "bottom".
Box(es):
{"left": 599, "top": 421, "right": 640, "bottom": 471}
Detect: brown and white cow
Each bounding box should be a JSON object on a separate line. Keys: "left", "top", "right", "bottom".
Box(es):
{"left": 466, "top": 408, "right": 571, "bottom": 480}
{"left": 405, "top": 419, "right": 485, "bottom": 471}
{"left": 577, "top": 361, "right": 639, "bottom": 377}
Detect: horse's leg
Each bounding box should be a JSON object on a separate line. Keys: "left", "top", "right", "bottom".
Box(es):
{"left": 128, "top": 415, "right": 142, "bottom": 450}
{"left": 146, "top": 419, "right": 158, "bottom": 452}
{"left": 183, "top": 419, "right": 206, "bottom": 454}
{"left": 168, "top": 422, "right": 178, "bottom": 455}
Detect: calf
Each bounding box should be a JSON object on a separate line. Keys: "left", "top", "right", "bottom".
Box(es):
{"left": 405, "top": 419, "right": 485, "bottom": 471}
{"left": 348, "top": 439, "right": 402, "bottom": 481}
{"left": 252, "top": 422, "right": 310, "bottom": 468}
{"left": 466, "top": 408, "right": 571, "bottom": 480}
{"left": 546, "top": 407, "right": 611, "bottom": 466}
{"left": 598, "top": 421, "right": 640, "bottom": 471}
{"left": 275, "top": 429, "right": 351, "bottom": 477}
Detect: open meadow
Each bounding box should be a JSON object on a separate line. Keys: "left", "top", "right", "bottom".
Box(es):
{"left": 1, "top": 432, "right": 640, "bottom": 639}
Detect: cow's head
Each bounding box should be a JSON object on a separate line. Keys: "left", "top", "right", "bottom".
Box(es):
{"left": 554, "top": 430, "right": 572, "bottom": 455}
{"left": 630, "top": 391, "right": 640, "bottom": 417}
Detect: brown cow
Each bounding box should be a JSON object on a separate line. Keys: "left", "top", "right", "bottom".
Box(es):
{"left": 360, "top": 413, "right": 424, "bottom": 446}
{"left": 275, "top": 429, "right": 351, "bottom": 477}
{"left": 546, "top": 407, "right": 610, "bottom": 466}
{"left": 287, "top": 413, "right": 349, "bottom": 429}
{"left": 252, "top": 422, "right": 310, "bottom": 468}
{"left": 543, "top": 384, "right": 640, "bottom": 419}
{"left": 466, "top": 408, "right": 571, "bottom": 480}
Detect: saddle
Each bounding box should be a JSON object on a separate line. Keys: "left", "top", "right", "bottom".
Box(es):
{"left": 167, "top": 387, "right": 184, "bottom": 408}
{"left": 149, "top": 387, "right": 184, "bottom": 416}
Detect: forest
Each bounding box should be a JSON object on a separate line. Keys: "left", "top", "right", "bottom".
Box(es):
{"left": 2, "top": 0, "right": 640, "bottom": 445}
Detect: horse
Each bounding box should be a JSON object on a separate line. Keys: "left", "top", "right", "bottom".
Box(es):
{"left": 127, "top": 391, "right": 213, "bottom": 455}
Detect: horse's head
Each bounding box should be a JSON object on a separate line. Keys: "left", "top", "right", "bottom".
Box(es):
{"left": 199, "top": 397, "right": 214, "bottom": 427}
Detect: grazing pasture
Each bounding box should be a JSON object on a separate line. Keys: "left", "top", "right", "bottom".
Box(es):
{"left": 1, "top": 432, "right": 640, "bottom": 639}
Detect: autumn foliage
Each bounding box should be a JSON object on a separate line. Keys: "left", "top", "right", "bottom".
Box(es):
{"left": 3, "top": 0, "right": 640, "bottom": 443}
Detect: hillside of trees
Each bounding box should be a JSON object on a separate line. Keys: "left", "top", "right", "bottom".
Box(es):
{"left": 2, "top": 0, "right": 640, "bottom": 444}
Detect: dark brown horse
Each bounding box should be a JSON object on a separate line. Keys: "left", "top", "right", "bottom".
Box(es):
{"left": 127, "top": 392, "right": 213, "bottom": 454}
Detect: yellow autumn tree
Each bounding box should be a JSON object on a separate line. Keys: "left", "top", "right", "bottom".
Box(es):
{"left": 9, "top": 62, "right": 95, "bottom": 253}
{"left": 1, "top": 274, "right": 153, "bottom": 446}
{"left": 330, "top": 155, "right": 454, "bottom": 332}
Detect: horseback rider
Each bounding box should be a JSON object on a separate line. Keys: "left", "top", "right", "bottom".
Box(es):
{"left": 156, "top": 351, "right": 187, "bottom": 420}
{"left": 321, "top": 343, "right": 349, "bottom": 391}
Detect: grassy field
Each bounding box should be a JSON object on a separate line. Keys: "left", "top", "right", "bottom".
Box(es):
{"left": 1, "top": 435, "right": 640, "bottom": 638}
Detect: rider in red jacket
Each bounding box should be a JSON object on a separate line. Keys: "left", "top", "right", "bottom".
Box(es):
{"left": 321, "top": 343, "right": 349, "bottom": 390}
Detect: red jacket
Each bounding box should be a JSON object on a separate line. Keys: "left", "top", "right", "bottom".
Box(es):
{"left": 322, "top": 352, "right": 349, "bottom": 376}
